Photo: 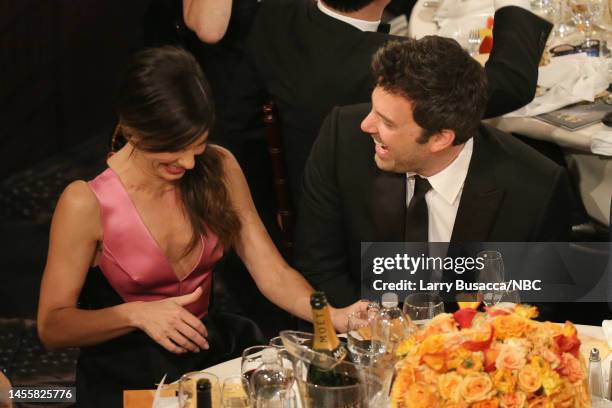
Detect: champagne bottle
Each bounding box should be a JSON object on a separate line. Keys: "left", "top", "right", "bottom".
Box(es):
{"left": 307, "top": 292, "right": 358, "bottom": 387}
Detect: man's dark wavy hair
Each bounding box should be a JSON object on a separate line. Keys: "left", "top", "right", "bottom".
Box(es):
{"left": 371, "top": 36, "right": 488, "bottom": 145}
{"left": 322, "top": 0, "right": 374, "bottom": 13}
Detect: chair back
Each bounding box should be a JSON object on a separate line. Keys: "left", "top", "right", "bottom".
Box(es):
{"left": 263, "top": 101, "right": 294, "bottom": 259}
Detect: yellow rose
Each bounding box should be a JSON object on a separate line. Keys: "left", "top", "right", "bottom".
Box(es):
{"left": 419, "top": 334, "right": 446, "bottom": 356}
{"left": 550, "top": 381, "right": 575, "bottom": 408}
{"left": 499, "top": 392, "right": 527, "bottom": 408}
{"left": 391, "top": 364, "right": 416, "bottom": 406}
{"left": 528, "top": 356, "right": 550, "bottom": 375}
{"left": 541, "top": 370, "right": 561, "bottom": 396}
{"left": 513, "top": 304, "right": 538, "bottom": 319}
{"left": 517, "top": 365, "right": 542, "bottom": 394}
{"left": 526, "top": 397, "right": 553, "bottom": 408}
{"left": 493, "top": 369, "right": 517, "bottom": 394}
{"left": 496, "top": 345, "right": 527, "bottom": 371}
{"left": 397, "top": 336, "right": 418, "bottom": 357}
{"left": 438, "top": 372, "right": 462, "bottom": 401}
{"left": 459, "top": 373, "right": 493, "bottom": 402}
{"left": 493, "top": 315, "right": 530, "bottom": 340}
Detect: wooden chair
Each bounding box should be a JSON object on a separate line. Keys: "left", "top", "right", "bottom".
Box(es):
{"left": 262, "top": 101, "right": 294, "bottom": 259}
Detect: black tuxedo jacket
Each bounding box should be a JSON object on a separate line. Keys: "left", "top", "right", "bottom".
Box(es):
{"left": 226, "top": 0, "right": 552, "bottom": 202}
{"left": 294, "top": 104, "right": 572, "bottom": 307}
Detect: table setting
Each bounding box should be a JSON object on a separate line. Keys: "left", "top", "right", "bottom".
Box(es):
{"left": 131, "top": 288, "right": 612, "bottom": 407}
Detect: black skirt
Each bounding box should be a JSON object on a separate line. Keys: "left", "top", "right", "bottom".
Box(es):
{"left": 75, "top": 267, "right": 265, "bottom": 407}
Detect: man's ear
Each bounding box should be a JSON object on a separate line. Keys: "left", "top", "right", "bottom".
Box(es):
{"left": 428, "top": 129, "right": 456, "bottom": 153}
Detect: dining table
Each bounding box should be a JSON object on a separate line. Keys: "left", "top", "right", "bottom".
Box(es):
{"left": 123, "top": 323, "right": 612, "bottom": 407}
{"left": 407, "top": 0, "right": 612, "bottom": 226}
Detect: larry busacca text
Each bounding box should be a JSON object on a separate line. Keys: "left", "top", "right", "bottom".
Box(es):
{"left": 371, "top": 279, "right": 543, "bottom": 292}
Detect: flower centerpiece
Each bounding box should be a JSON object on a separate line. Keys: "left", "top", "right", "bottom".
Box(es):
{"left": 391, "top": 304, "right": 591, "bottom": 408}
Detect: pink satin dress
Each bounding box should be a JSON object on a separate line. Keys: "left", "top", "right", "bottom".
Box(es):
{"left": 88, "top": 167, "right": 223, "bottom": 318}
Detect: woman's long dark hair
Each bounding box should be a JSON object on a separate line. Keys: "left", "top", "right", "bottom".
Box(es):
{"left": 113, "top": 46, "right": 240, "bottom": 252}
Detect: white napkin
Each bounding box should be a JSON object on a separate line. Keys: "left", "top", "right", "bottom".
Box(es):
{"left": 591, "top": 129, "right": 612, "bottom": 156}
{"left": 152, "top": 375, "right": 179, "bottom": 408}
{"left": 435, "top": 0, "right": 494, "bottom": 22}
{"left": 504, "top": 54, "right": 610, "bottom": 118}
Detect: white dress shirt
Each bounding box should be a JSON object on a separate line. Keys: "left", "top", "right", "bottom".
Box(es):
{"left": 406, "top": 138, "right": 473, "bottom": 242}
{"left": 317, "top": 1, "right": 381, "bottom": 32}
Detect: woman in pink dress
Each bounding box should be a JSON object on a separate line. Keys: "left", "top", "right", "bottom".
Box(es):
{"left": 37, "top": 46, "right": 363, "bottom": 407}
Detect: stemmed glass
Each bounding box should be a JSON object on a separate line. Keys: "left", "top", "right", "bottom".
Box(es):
{"left": 476, "top": 250, "right": 505, "bottom": 307}
{"left": 569, "top": 0, "right": 605, "bottom": 41}
{"left": 221, "top": 376, "right": 250, "bottom": 408}
{"left": 551, "top": 0, "right": 576, "bottom": 38}
{"left": 402, "top": 292, "right": 444, "bottom": 328}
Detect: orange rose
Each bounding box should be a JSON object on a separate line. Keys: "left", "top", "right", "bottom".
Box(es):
{"left": 532, "top": 349, "right": 559, "bottom": 370}
{"left": 496, "top": 344, "right": 527, "bottom": 371}
{"left": 472, "top": 399, "right": 499, "bottom": 408}
{"left": 493, "top": 315, "right": 530, "bottom": 340}
{"left": 443, "top": 403, "right": 468, "bottom": 408}
{"left": 422, "top": 353, "right": 447, "bottom": 372}
{"left": 556, "top": 353, "right": 584, "bottom": 384}
{"left": 416, "top": 365, "right": 440, "bottom": 385}
{"left": 528, "top": 356, "right": 550, "bottom": 375}
{"left": 391, "top": 364, "right": 416, "bottom": 405}
{"left": 500, "top": 392, "right": 527, "bottom": 408}
{"left": 517, "top": 365, "right": 542, "bottom": 394}
{"left": 550, "top": 381, "right": 574, "bottom": 408}
{"left": 404, "top": 382, "right": 440, "bottom": 408}
{"left": 459, "top": 373, "right": 493, "bottom": 402}
{"left": 447, "top": 348, "right": 484, "bottom": 375}
{"left": 493, "top": 369, "right": 517, "bottom": 394}
{"left": 438, "top": 372, "right": 462, "bottom": 401}
{"left": 526, "top": 397, "right": 553, "bottom": 408}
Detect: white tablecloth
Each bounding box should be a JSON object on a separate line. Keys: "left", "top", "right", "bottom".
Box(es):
{"left": 407, "top": 1, "right": 612, "bottom": 225}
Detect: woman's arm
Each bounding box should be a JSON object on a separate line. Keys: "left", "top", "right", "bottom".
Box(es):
{"left": 218, "top": 147, "right": 366, "bottom": 332}
{"left": 37, "top": 181, "right": 208, "bottom": 353}
{"left": 183, "top": 0, "right": 232, "bottom": 44}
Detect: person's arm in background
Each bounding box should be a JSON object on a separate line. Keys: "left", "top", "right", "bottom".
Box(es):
{"left": 293, "top": 108, "right": 361, "bottom": 308}
{"left": 183, "top": 0, "right": 232, "bottom": 44}
{"left": 218, "top": 145, "right": 365, "bottom": 331}
{"left": 483, "top": 0, "right": 552, "bottom": 117}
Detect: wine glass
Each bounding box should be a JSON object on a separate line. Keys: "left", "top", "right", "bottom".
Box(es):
{"left": 402, "top": 292, "right": 444, "bottom": 328}
{"left": 221, "top": 375, "right": 250, "bottom": 408}
{"left": 178, "top": 371, "right": 220, "bottom": 408}
{"left": 551, "top": 0, "right": 577, "bottom": 38}
{"left": 241, "top": 345, "right": 274, "bottom": 383}
{"left": 570, "top": 0, "right": 605, "bottom": 41}
{"left": 346, "top": 308, "right": 383, "bottom": 365}
{"left": 476, "top": 250, "right": 504, "bottom": 307}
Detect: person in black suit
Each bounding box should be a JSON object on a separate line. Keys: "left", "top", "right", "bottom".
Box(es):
{"left": 294, "top": 37, "right": 573, "bottom": 310}
{"left": 226, "top": 0, "right": 552, "bottom": 205}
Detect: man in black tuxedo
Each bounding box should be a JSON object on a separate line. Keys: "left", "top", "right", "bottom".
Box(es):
{"left": 294, "top": 37, "right": 573, "bottom": 309}
{"left": 226, "top": 0, "right": 552, "bottom": 204}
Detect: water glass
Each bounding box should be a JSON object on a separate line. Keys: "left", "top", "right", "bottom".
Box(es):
{"left": 222, "top": 376, "right": 250, "bottom": 408}
{"left": 477, "top": 250, "right": 504, "bottom": 307}
{"left": 178, "top": 371, "right": 220, "bottom": 408}
{"left": 346, "top": 309, "right": 383, "bottom": 365}
{"left": 402, "top": 292, "right": 444, "bottom": 327}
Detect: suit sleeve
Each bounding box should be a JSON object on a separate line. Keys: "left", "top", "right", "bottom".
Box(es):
{"left": 531, "top": 166, "right": 572, "bottom": 241}
{"left": 294, "top": 108, "right": 360, "bottom": 307}
{"left": 222, "top": 9, "right": 268, "bottom": 141}
{"left": 483, "top": 6, "right": 552, "bottom": 118}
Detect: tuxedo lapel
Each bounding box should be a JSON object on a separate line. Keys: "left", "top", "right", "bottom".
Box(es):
{"left": 451, "top": 131, "right": 505, "bottom": 242}
{"left": 371, "top": 167, "right": 406, "bottom": 241}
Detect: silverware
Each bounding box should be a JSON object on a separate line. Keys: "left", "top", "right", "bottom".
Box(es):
{"left": 467, "top": 28, "right": 481, "bottom": 56}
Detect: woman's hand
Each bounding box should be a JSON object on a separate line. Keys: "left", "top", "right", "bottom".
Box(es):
{"left": 129, "top": 287, "right": 209, "bottom": 354}
{"left": 330, "top": 300, "right": 369, "bottom": 333}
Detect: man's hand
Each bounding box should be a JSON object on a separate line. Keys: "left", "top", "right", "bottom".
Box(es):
{"left": 329, "top": 300, "right": 370, "bottom": 333}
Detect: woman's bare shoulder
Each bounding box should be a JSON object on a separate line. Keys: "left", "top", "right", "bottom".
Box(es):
{"left": 55, "top": 180, "right": 101, "bottom": 222}
{"left": 209, "top": 144, "right": 240, "bottom": 172}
